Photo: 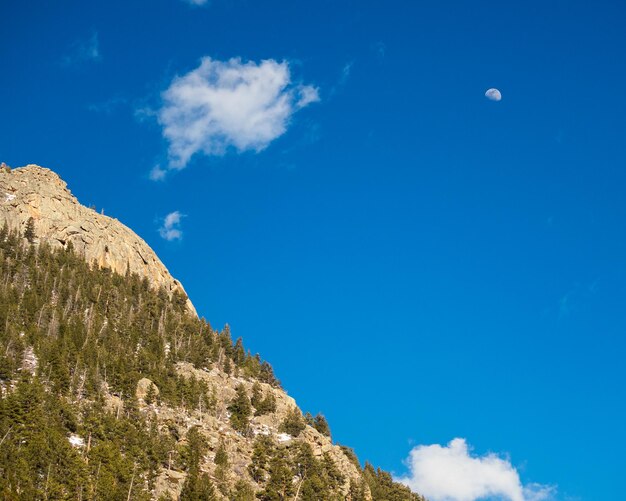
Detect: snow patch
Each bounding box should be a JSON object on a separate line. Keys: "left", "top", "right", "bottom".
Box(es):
{"left": 253, "top": 424, "right": 271, "bottom": 436}
{"left": 277, "top": 433, "right": 292, "bottom": 443}
{"left": 68, "top": 434, "right": 85, "bottom": 447}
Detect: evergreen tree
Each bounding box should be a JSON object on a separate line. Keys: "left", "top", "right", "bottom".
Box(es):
{"left": 313, "top": 413, "right": 331, "bottom": 438}
{"left": 180, "top": 473, "right": 217, "bottom": 501}
{"left": 279, "top": 407, "right": 306, "bottom": 437}
{"left": 145, "top": 383, "right": 157, "bottom": 405}
{"left": 251, "top": 381, "right": 263, "bottom": 409}
{"left": 363, "top": 462, "right": 423, "bottom": 501}
{"left": 214, "top": 440, "right": 229, "bottom": 468}
{"left": 214, "top": 439, "right": 229, "bottom": 494}
{"left": 258, "top": 451, "right": 294, "bottom": 501}
{"left": 232, "top": 479, "right": 256, "bottom": 501}
{"left": 248, "top": 435, "right": 274, "bottom": 483}
{"left": 24, "top": 217, "right": 36, "bottom": 243}
{"left": 252, "top": 382, "right": 277, "bottom": 416}
{"left": 228, "top": 383, "right": 252, "bottom": 433}
{"left": 348, "top": 479, "right": 369, "bottom": 501}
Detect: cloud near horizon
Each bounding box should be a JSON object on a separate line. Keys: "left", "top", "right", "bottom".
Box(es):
{"left": 396, "top": 438, "right": 555, "bottom": 501}
{"left": 159, "top": 211, "right": 184, "bottom": 241}
{"left": 157, "top": 57, "right": 319, "bottom": 170}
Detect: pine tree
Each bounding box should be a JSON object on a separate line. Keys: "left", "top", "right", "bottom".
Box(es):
{"left": 145, "top": 383, "right": 157, "bottom": 405}
{"left": 248, "top": 435, "right": 274, "bottom": 483}
{"left": 180, "top": 473, "right": 217, "bottom": 501}
{"left": 24, "top": 217, "right": 36, "bottom": 243}
{"left": 255, "top": 392, "right": 277, "bottom": 416}
{"left": 232, "top": 479, "right": 256, "bottom": 501}
{"left": 252, "top": 382, "right": 277, "bottom": 416}
{"left": 214, "top": 439, "right": 230, "bottom": 493}
{"left": 313, "top": 413, "right": 331, "bottom": 438}
{"left": 214, "top": 440, "right": 229, "bottom": 468}
{"left": 258, "top": 451, "right": 294, "bottom": 501}
{"left": 348, "top": 479, "right": 368, "bottom": 501}
{"left": 228, "top": 384, "right": 252, "bottom": 433}
{"left": 279, "top": 407, "right": 306, "bottom": 437}
{"left": 251, "top": 381, "right": 263, "bottom": 409}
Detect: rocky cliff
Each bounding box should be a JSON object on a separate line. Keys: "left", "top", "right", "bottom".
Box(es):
{"left": 0, "top": 164, "right": 195, "bottom": 314}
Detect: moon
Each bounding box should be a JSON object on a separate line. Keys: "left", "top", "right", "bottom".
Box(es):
{"left": 485, "top": 88, "right": 502, "bottom": 101}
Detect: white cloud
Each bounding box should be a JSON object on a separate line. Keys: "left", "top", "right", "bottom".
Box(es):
{"left": 159, "top": 211, "right": 184, "bottom": 241}
{"left": 485, "top": 88, "right": 502, "bottom": 101}
{"left": 183, "top": 0, "right": 209, "bottom": 4}
{"left": 328, "top": 61, "right": 354, "bottom": 97}
{"left": 149, "top": 165, "right": 167, "bottom": 181}
{"left": 296, "top": 85, "right": 320, "bottom": 108}
{"left": 157, "top": 57, "right": 319, "bottom": 169}
{"left": 87, "top": 96, "right": 127, "bottom": 114}
{"left": 396, "top": 438, "right": 555, "bottom": 501}
{"left": 340, "top": 61, "right": 353, "bottom": 85}
{"left": 62, "top": 32, "right": 100, "bottom": 66}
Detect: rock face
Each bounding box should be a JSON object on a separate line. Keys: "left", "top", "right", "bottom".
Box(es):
{"left": 0, "top": 164, "right": 195, "bottom": 314}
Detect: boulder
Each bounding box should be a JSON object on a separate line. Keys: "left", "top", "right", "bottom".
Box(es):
{"left": 136, "top": 377, "right": 159, "bottom": 402}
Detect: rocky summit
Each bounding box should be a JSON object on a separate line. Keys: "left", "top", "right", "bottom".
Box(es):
{"left": 0, "top": 164, "right": 195, "bottom": 314}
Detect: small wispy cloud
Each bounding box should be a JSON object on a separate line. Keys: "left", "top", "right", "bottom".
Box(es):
{"left": 558, "top": 290, "right": 574, "bottom": 319}
{"left": 150, "top": 165, "right": 168, "bottom": 182}
{"left": 372, "top": 41, "right": 386, "bottom": 59}
{"left": 182, "top": 0, "right": 209, "bottom": 5}
{"left": 156, "top": 57, "right": 320, "bottom": 171}
{"left": 557, "top": 279, "right": 599, "bottom": 320}
{"left": 134, "top": 106, "right": 158, "bottom": 123}
{"left": 62, "top": 32, "right": 101, "bottom": 66}
{"left": 159, "top": 211, "right": 184, "bottom": 241}
{"left": 87, "top": 96, "right": 127, "bottom": 114}
{"left": 296, "top": 85, "right": 320, "bottom": 108}
{"left": 340, "top": 61, "right": 353, "bottom": 85}
{"left": 328, "top": 61, "right": 354, "bottom": 97}
{"left": 396, "top": 438, "right": 556, "bottom": 501}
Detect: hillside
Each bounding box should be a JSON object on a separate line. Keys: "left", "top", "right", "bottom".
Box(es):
{"left": 0, "top": 164, "right": 424, "bottom": 500}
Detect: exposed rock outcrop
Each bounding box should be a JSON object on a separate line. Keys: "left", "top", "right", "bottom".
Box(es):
{"left": 0, "top": 164, "right": 195, "bottom": 314}
{"left": 143, "top": 363, "right": 371, "bottom": 500}
{"left": 136, "top": 377, "right": 160, "bottom": 402}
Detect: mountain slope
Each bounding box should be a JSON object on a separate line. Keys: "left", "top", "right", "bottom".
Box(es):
{"left": 0, "top": 163, "right": 423, "bottom": 501}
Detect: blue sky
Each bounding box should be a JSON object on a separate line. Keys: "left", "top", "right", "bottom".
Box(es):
{"left": 2, "top": 1, "right": 626, "bottom": 499}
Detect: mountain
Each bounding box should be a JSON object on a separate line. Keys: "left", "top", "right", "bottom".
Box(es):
{"left": 0, "top": 163, "right": 423, "bottom": 500}
{"left": 0, "top": 164, "right": 195, "bottom": 314}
